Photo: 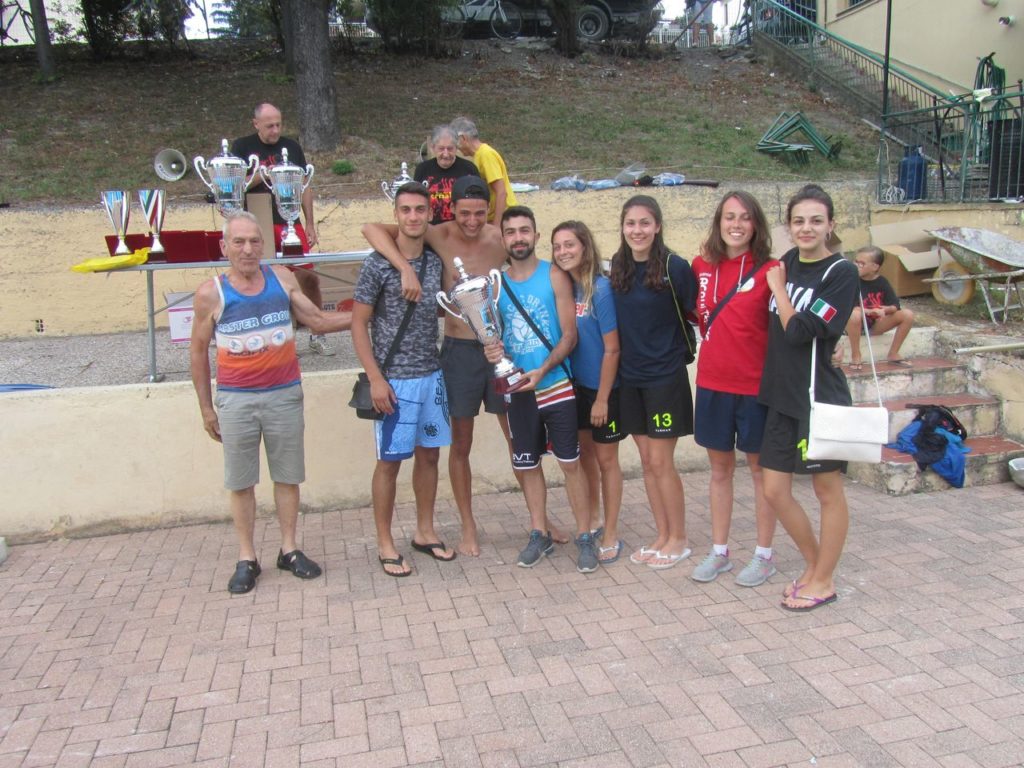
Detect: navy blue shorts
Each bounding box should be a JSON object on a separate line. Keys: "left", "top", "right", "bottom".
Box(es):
{"left": 619, "top": 368, "right": 693, "bottom": 439}
{"left": 694, "top": 387, "right": 768, "bottom": 453}
{"left": 575, "top": 385, "right": 626, "bottom": 444}
{"left": 507, "top": 391, "right": 579, "bottom": 470}
{"left": 758, "top": 408, "right": 846, "bottom": 475}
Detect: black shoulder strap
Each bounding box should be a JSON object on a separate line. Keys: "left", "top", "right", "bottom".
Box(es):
{"left": 705, "top": 262, "right": 761, "bottom": 331}
{"left": 500, "top": 273, "right": 573, "bottom": 381}
{"left": 381, "top": 252, "right": 430, "bottom": 375}
{"left": 666, "top": 253, "right": 697, "bottom": 358}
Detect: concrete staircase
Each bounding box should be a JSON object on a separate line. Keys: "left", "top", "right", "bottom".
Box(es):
{"left": 841, "top": 326, "right": 1024, "bottom": 495}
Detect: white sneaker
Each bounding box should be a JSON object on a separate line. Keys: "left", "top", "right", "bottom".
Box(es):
{"left": 308, "top": 334, "right": 336, "bottom": 356}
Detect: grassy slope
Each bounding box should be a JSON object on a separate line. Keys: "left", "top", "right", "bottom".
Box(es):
{"left": 1, "top": 37, "right": 878, "bottom": 206}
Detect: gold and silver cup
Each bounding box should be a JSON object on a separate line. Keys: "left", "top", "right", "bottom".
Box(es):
{"left": 259, "top": 147, "right": 314, "bottom": 253}
{"left": 436, "top": 257, "right": 526, "bottom": 394}
{"left": 193, "top": 139, "right": 258, "bottom": 215}
{"left": 137, "top": 189, "right": 165, "bottom": 254}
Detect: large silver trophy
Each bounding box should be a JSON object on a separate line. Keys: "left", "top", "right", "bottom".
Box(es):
{"left": 137, "top": 189, "right": 165, "bottom": 254}
{"left": 259, "top": 147, "right": 314, "bottom": 252}
{"left": 381, "top": 161, "right": 424, "bottom": 201}
{"left": 101, "top": 190, "right": 131, "bottom": 255}
{"left": 193, "top": 139, "right": 259, "bottom": 215}
{"left": 436, "top": 257, "right": 526, "bottom": 394}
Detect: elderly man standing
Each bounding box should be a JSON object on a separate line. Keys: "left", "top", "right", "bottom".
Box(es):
{"left": 450, "top": 116, "right": 516, "bottom": 224}
{"left": 232, "top": 102, "right": 334, "bottom": 356}
{"left": 190, "top": 212, "right": 352, "bottom": 594}
{"left": 415, "top": 124, "right": 478, "bottom": 225}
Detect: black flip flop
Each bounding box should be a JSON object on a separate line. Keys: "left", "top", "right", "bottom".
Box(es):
{"left": 411, "top": 540, "right": 457, "bottom": 562}
{"left": 379, "top": 554, "right": 412, "bottom": 577}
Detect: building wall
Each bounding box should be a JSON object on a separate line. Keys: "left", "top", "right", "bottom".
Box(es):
{"left": 819, "top": 0, "right": 1024, "bottom": 92}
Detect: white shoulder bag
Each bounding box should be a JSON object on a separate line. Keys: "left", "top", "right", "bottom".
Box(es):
{"left": 806, "top": 287, "right": 889, "bottom": 464}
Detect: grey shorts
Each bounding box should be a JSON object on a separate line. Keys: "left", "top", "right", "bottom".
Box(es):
{"left": 215, "top": 384, "right": 305, "bottom": 491}
{"left": 440, "top": 336, "right": 506, "bottom": 419}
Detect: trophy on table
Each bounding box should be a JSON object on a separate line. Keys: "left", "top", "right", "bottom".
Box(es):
{"left": 381, "top": 161, "right": 426, "bottom": 201}
{"left": 193, "top": 139, "right": 259, "bottom": 215}
{"left": 101, "top": 190, "right": 131, "bottom": 255}
{"left": 436, "top": 257, "right": 526, "bottom": 394}
{"left": 137, "top": 189, "right": 165, "bottom": 254}
{"left": 259, "top": 147, "right": 314, "bottom": 254}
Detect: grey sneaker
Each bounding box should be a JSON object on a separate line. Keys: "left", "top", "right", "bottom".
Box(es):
{"left": 576, "top": 532, "right": 599, "bottom": 573}
{"left": 735, "top": 555, "right": 776, "bottom": 587}
{"left": 517, "top": 530, "right": 554, "bottom": 568}
{"left": 691, "top": 552, "right": 733, "bottom": 582}
{"left": 309, "top": 334, "right": 336, "bottom": 356}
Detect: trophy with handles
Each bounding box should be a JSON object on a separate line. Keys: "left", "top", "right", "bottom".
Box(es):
{"left": 101, "top": 190, "right": 131, "bottom": 255}
{"left": 381, "top": 161, "right": 427, "bottom": 201}
{"left": 436, "top": 257, "right": 526, "bottom": 394}
{"left": 193, "top": 139, "right": 258, "bottom": 215}
{"left": 259, "top": 147, "right": 314, "bottom": 252}
{"left": 137, "top": 189, "right": 165, "bottom": 254}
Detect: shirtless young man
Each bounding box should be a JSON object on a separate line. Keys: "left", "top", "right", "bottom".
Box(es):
{"left": 362, "top": 176, "right": 567, "bottom": 555}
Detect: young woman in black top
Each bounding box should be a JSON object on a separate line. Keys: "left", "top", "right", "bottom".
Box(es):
{"left": 759, "top": 185, "right": 859, "bottom": 612}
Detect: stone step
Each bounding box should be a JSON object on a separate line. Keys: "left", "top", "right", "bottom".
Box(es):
{"left": 839, "top": 325, "right": 938, "bottom": 361}
{"left": 842, "top": 357, "right": 969, "bottom": 402}
{"left": 848, "top": 435, "right": 1024, "bottom": 495}
{"left": 882, "top": 393, "right": 1001, "bottom": 443}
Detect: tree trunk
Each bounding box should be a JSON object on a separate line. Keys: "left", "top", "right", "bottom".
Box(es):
{"left": 543, "top": 0, "right": 581, "bottom": 57}
{"left": 278, "top": 0, "right": 296, "bottom": 75}
{"left": 286, "top": 0, "right": 340, "bottom": 151}
{"left": 28, "top": 0, "right": 56, "bottom": 80}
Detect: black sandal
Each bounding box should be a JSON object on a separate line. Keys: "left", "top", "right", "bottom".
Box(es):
{"left": 277, "top": 549, "right": 322, "bottom": 579}
{"left": 379, "top": 554, "right": 412, "bottom": 577}
{"left": 411, "top": 540, "right": 457, "bottom": 562}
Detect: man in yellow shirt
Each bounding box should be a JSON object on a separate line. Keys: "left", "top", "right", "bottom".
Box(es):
{"left": 450, "top": 116, "right": 516, "bottom": 224}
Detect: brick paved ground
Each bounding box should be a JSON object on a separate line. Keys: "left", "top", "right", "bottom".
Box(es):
{"left": 1, "top": 472, "right": 1023, "bottom": 767}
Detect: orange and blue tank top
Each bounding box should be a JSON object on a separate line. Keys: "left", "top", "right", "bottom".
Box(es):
{"left": 214, "top": 265, "right": 301, "bottom": 392}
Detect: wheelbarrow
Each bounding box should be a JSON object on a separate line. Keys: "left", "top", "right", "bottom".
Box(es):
{"left": 925, "top": 227, "right": 1024, "bottom": 323}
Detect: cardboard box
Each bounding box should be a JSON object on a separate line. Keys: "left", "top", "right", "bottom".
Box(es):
{"left": 770, "top": 224, "right": 843, "bottom": 260}
{"left": 246, "top": 192, "right": 277, "bottom": 255}
{"left": 868, "top": 218, "right": 941, "bottom": 297}
{"left": 165, "top": 291, "right": 195, "bottom": 345}
{"left": 317, "top": 261, "right": 363, "bottom": 311}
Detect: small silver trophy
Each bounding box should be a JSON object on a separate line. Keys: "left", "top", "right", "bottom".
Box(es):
{"left": 259, "top": 147, "right": 314, "bottom": 253}
{"left": 137, "top": 189, "right": 165, "bottom": 254}
{"left": 101, "top": 190, "right": 131, "bottom": 255}
{"left": 436, "top": 257, "right": 526, "bottom": 394}
{"left": 381, "top": 161, "right": 426, "bottom": 201}
{"left": 193, "top": 139, "right": 259, "bottom": 215}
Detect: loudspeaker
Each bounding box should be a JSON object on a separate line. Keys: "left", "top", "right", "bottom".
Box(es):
{"left": 154, "top": 148, "right": 188, "bottom": 181}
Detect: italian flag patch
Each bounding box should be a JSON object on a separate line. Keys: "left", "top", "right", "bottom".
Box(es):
{"left": 810, "top": 298, "right": 837, "bottom": 322}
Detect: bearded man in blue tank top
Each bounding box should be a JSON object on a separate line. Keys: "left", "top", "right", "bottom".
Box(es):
{"left": 483, "top": 206, "right": 599, "bottom": 574}
{"left": 190, "top": 212, "right": 352, "bottom": 595}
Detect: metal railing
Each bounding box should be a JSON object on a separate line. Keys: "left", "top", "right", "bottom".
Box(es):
{"left": 750, "top": 0, "right": 952, "bottom": 117}
{"left": 879, "top": 90, "right": 1024, "bottom": 203}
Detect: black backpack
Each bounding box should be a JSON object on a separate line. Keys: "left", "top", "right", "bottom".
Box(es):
{"left": 907, "top": 404, "right": 968, "bottom": 441}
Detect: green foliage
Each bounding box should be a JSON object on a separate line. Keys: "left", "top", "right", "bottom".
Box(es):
{"left": 79, "top": 0, "right": 138, "bottom": 59}
{"left": 211, "top": 0, "right": 283, "bottom": 39}
{"left": 332, "top": 159, "right": 355, "bottom": 175}
{"left": 365, "top": 0, "right": 460, "bottom": 55}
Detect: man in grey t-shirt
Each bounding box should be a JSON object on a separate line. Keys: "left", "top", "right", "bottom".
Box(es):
{"left": 351, "top": 182, "right": 454, "bottom": 577}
